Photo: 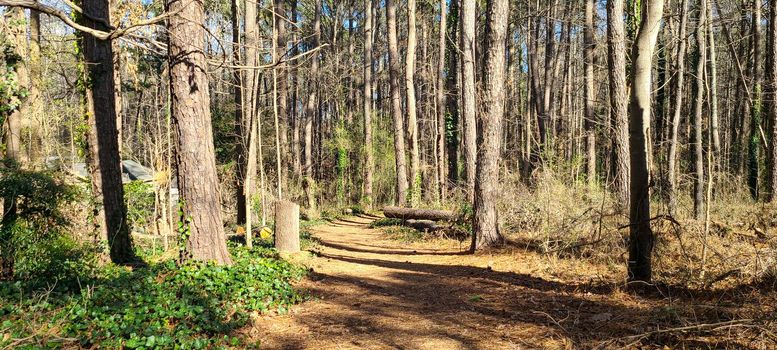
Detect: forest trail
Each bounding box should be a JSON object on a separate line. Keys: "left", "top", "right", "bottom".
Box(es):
{"left": 248, "top": 216, "right": 638, "bottom": 349}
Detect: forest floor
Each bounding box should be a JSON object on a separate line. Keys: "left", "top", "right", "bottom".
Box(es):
{"left": 244, "top": 216, "right": 776, "bottom": 349}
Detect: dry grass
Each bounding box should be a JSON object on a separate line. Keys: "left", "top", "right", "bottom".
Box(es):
{"left": 497, "top": 168, "right": 777, "bottom": 290}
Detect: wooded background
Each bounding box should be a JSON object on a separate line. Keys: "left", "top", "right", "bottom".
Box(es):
{"left": 2, "top": 0, "right": 777, "bottom": 282}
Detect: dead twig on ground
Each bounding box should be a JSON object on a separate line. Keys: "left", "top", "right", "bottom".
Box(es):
{"left": 596, "top": 319, "right": 757, "bottom": 349}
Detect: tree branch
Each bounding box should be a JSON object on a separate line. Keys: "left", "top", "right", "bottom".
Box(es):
{"left": 0, "top": 0, "right": 175, "bottom": 41}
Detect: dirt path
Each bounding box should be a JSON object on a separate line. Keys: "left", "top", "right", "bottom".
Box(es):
{"left": 247, "top": 216, "right": 642, "bottom": 349}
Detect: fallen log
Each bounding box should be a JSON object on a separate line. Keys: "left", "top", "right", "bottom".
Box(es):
{"left": 382, "top": 206, "right": 456, "bottom": 221}
{"left": 405, "top": 219, "right": 442, "bottom": 232}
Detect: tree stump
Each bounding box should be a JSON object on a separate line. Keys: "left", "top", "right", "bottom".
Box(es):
{"left": 274, "top": 200, "right": 300, "bottom": 253}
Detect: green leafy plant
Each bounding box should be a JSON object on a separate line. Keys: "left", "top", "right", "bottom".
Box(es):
{"left": 0, "top": 23, "right": 27, "bottom": 125}
{"left": 0, "top": 245, "right": 307, "bottom": 349}
{"left": 369, "top": 218, "right": 403, "bottom": 228}
{"left": 382, "top": 226, "right": 424, "bottom": 243}
{"left": 124, "top": 181, "right": 155, "bottom": 232}
{"left": 0, "top": 167, "right": 95, "bottom": 286}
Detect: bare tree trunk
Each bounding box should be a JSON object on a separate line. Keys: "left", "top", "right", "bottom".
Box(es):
{"left": 407, "top": 0, "right": 420, "bottom": 206}
{"left": 257, "top": 66, "right": 267, "bottom": 226}
{"left": 654, "top": 27, "right": 668, "bottom": 149}
{"left": 246, "top": 0, "right": 262, "bottom": 227}
{"left": 668, "top": 0, "right": 689, "bottom": 215}
{"left": 460, "top": 0, "right": 477, "bottom": 203}
{"left": 584, "top": 0, "right": 597, "bottom": 185}
{"left": 472, "top": 0, "right": 508, "bottom": 250}
{"left": 346, "top": 0, "right": 355, "bottom": 126}
{"left": 608, "top": 0, "right": 630, "bottom": 211}
{"left": 445, "top": 0, "right": 460, "bottom": 187}
{"left": 764, "top": 1, "right": 777, "bottom": 202}
{"left": 304, "top": 0, "right": 321, "bottom": 214}
{"left": 529, "top": 13, "right": 546, "bottom": 151}
{"left": 167, "top": 0, "right": 232, "bottom": 265}
{"left": 271, "top": 2, "right": 284, "bottom": 200}
{"left": 436, "top": 0, "right": 447, "bottom": 202}
{"left": 627, "top": 0, "right": 664, "bottom": 282}
{"left": 244, "top": 92, "right": 259, "bottom": 247}
{"left": 79, "top": 0, "right": 137, "bottom": 264}
{"left": 274, "top": 0, "right": 289, "bottom": 193}
{"left": 3, "top": 8, "right": 24, "bottom": 168}
{"left": 748, "top": 0, "right": 763, "bottom": 199}
{"left": 525, "top": 14, "right": 535, "bottom": 172}
{"left": 112, "top": 11, "right": 122, "bottom": 156}
{"left": 387, "top": 0, "right": 408, "bottom": 205}
{"left": 291, "top": 0, "right": 301, "bottom": 181}
{"left": 692, "top": 0, "right": 707, "bottom": 220}
{"left": 543, "top": 3, "right": 558, "bottom": 146}
{"left": 551, "top": 3, "right": 570, "bottom": 144}
{"left": 707, "top": 0, "right": 720, "bottom": 155}
{"left": 28, "top": 9, "right": 42, "bottom": 163}
{"left": 363, "top": 0, "right": 374, "bottom": 209}
{"left": 232, "top": 0, "right": 246, "bottom": 226}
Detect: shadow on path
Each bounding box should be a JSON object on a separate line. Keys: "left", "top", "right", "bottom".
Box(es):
{"left": 254, "top": 217, "right": 774, "bottom": 349}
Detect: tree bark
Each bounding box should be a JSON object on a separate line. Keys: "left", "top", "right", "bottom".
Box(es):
{"left": 79, "top": 0, "right": 137, "bottom": 264}
{"left": 584, "top": 0, "right": 597, "bottom": 185}
{"left": 167, "top": 0, "right": 232, "bottom": 265}
{"left": 387, "top": 0, "right": 408, "bottom": 205}
{"left": 472, "top": 0, "right": 508, "bottom": 250}
{"left": 28, "top": 9, "right": 42, "bottom": 163}
{"left": 444, "top": 0, "right": 460, "bottom": 187}
{"left": 232, "top": 0, "right": 246, "bottom": 226}
{"left": 274, "top": 200, "right": 300, "bottom": 253}
{"left": 748, "top": 0, "right": 763, "bottom": 199}
{"left": 627, "top": 0, "right": 664, "bottom": 282}
{"left": 435, "top": 0, "right": 448, "bottom": 203}
{"left": 769, "top": 0, "right": 777, "bottom": 201}
{"left": 3, "top": 8, "right": 24, "bottom": 167}
{"left": 244, "top": 111, "right": 259, "bottom": 248}
{"left": 274, "top": 0, "right": 289, "bottom": 191}
{"left": 346, "top": 1, "right": 355, "bottom": 126}
{"left": 304, "top": 0, "right": 320, "bottom": 214}
{"left": 668, "top": 0, "right": 689, "bottom": 215}
{"left": 543, "top": 3, "right": 559, "bottom": 145}
{"left": 291, "top": 0, "right": 301, "bottom": 180}
{"left": 363, "top": 0, "right": 374, "bottom": 208}
{"left": 707, "top": 0, "right": 720, "bottom": 155}
{"left": 406, "top": 0, "right": 420, "bottom": 206}
{"left": 692, "top": 0, "right": 707, "bottom": 220}
{"left": 608, "top": 0, "right": 630, "bottom": 211}
{"left": 654, "top": 27, "right": 668, "bottom": 149}
{"left": 460, "top": 0, "right": 477, "bottom": 203}
{"left": 272, "top": 4, "right": 283, "bottom": 200}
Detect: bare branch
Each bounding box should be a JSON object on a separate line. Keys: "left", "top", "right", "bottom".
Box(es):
{"left": 0, "top": 0, "right": 176, "bottom": 40}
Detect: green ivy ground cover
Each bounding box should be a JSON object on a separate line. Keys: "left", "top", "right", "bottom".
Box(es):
{"left": 0, "top": 245, "right": 307, "bottom": 349}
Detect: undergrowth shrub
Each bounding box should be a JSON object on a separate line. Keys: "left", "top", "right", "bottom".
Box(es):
{"left": 381, "top": 225, "right": 424, "bottom": 243}
{"left": 0, "top": 245, "right": 307, "bottom": 349}
{"left": 124, "top": 181, "right": 155, "bottom": 233}
{"left": 0, "top": 167, "right": 97, "bottom": 286}
{"left": 497, "top": 166, "right": 777, "bottom": 288}
{"left": 498, "top": 169, "right": 619, "bottom": 258}
{"left": 369, "top": 218, "right": 403, "bottom": 228}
